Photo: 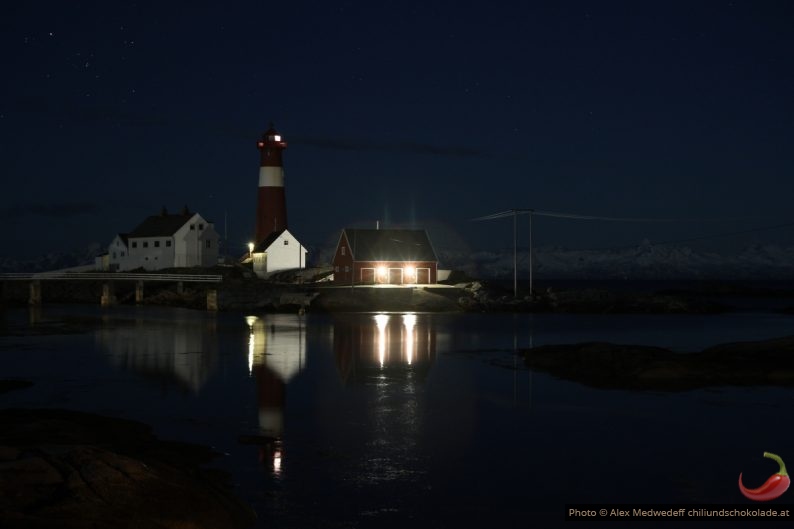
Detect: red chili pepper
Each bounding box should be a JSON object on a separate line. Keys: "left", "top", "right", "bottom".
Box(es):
{"left": 738, "top": 452, "right": 790, "bottom": 501}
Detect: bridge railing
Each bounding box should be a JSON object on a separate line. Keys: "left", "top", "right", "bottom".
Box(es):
{"left": 0, "top": 272, "right": 223, "bottom": 282}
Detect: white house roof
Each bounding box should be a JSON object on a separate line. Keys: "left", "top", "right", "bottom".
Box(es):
{"left": 253, "top": 228, "right": 305, "bottom": 252}
{"left": 127, "top": 209, "right": 197, "bottom": 238}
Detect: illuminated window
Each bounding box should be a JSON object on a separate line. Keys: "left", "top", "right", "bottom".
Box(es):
{"left": 341, "top": 246, "right": 345, "bottom": 256}
{"left": 274, "top": 135, "right": 281, "bottom": 141}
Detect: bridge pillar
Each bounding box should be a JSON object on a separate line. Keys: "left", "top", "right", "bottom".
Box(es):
{"left": 135, "top": 280, "right": 144, "bottom": 304}
{"left": 28, "top": 280, "right": 42, "bottom": 306}
{"left": 101, "top": 282, "right": 117, "bottom": 307}
{"left": 177, "top": 281, "right": 185, "bottom": 295}
{"left": 207, "top": 289, "right": 218, "bottom": 311}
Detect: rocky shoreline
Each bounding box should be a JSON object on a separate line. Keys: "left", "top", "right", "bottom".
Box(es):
{"left": 3, "top": 269, "right": 793, "bottom": 314}
{"left": 0, "top": 403, "right": 255, "bottom": 529}
{"left": 522, "top": 334, "right": 794, "bottom": 391}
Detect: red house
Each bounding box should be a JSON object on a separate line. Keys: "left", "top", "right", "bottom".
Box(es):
{"left": 332, "top": 229, "right": 439, "bottom": 285}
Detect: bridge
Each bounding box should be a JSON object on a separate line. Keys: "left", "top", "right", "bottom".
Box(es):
{"left": 0, "top": 272, "right": 223, "bottom": 310}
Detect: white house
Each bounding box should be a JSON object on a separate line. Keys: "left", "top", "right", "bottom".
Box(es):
{"left": 107, "top": 207, "right": 219, "bottom": 271}
{"left": 252, "top": 228, "right": 308, "bottom": 278}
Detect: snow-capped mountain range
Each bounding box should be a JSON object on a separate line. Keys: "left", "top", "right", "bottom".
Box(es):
{"left": 437, "top": 241, "right": 794, "bottom": 280}
{"left": 0, "top": 244, "right": 104, "bottom": 273}
{"left": 3, "top": 241, "right": 794, "bottom": 279}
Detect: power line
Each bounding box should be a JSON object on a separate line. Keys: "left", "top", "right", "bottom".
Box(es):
{"left": 472, "top": 208, "right": 773, "bottom": 223}
{"left": 471, "top": 208, "right": 794, "bottom": 292}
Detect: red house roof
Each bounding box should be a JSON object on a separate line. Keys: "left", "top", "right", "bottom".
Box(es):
{"left": 342, "top": 229, "right": 438, "bottom": 262}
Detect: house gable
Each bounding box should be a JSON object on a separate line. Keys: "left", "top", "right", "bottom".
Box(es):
{"left": 252, "top": 228, "right": 308, "bottom": 276}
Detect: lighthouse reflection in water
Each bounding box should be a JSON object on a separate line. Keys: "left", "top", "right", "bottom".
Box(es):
{"left": 246, "top": 315, "right": 306, "bottom": 475}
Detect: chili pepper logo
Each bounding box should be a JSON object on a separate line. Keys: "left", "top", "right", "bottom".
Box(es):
{"left": 738, "top": 452, "right": 790, "bottom": 501}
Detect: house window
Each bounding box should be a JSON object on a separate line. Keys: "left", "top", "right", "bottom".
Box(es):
{"left": 112, "top": 252, "right": 116, "bottom": 259}
{"left": 154, "top": 241, "right": 160, "bottom": 248}
{"left": 143, "top": 242, "right": 149, "bottom": 248}
{"left": 344, "top": 266, "right": 349, "bottom": 272}
{"left": 334, "top": 266, "right": 339, "bottom": 272}
{"left": 121, "top": 252, "right": 125, "bottom": 257}
{"left": 166, "top": 240, "right": 172, "bottom": 247}
{"left": 199, "top": 223, "right": 204, "bottom": 230}
{"left": 206, "top": 240, "right": 211, "bottom": 248}
{"left": 190, "top": 224, "right": 195, "bottom": 230}
{"left": 132, "top": 242, "right": 137, "bottom": 248}
{"left": 341, "top": 247, "right": 345, "bottom": 256}
{"left": 283, "top": 240, "right": 289, "bottom": 246}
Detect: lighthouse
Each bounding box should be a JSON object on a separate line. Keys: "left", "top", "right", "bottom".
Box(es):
{"left": 255, "top": 124, "right": 288, "bottom": 245}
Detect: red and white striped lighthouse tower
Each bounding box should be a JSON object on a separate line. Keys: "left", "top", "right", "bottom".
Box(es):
{"left": 255, "top": 123, "right": 288, "bottom": 245}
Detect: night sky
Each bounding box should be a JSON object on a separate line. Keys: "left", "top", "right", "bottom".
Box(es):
{"left": 3, "top": 1, "right": 794, "bottom": 259}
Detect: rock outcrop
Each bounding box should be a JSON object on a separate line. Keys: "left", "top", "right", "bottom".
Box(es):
{"left": 0, "top": 408, "right": 255, "bottom": 529}
{"left": 523, "top": 335, "right": 794, "bottom": 391}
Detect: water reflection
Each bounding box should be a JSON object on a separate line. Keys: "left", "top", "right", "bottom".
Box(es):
{"left": 95, "top": 317, "right": 218, "bottom": 392}
{"left": 245, "top": 314, "right": 307, "bottom": 475}
{"left": 331, "top": 313, "right": 437, "bottom": 488}
{"left": 334, "top": 312, "right": 436, "bottom": 384}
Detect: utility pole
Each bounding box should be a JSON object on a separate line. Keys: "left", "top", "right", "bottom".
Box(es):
{"left": 513, "top": 210, "right": 517, "bottom": 298}
{"left": 529, "top": 210, "right": 533, "bottom": 297}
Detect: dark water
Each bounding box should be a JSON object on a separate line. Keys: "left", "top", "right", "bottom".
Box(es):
{"left": 2, "top": 306, "right": 794, "bottom": 528}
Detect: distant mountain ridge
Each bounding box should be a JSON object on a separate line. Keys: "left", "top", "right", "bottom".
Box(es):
{"left": 0, "top": 244, "right": 103, "bottom": 273}
{"left": 3, "top": 242, "right": 794, "bottom": 280}
{"left": 437, "top": 241, "right": 794, "bottom": 280}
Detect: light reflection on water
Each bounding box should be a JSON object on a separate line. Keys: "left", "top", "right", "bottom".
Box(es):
{"left": 334, "top": 313, "right": 436, "bottom": 384}
{"left": 245, "top": 314, "right": 307, "bottom": 476}
{"left": 5, "top": 307, "right": 794, "bottom": 528}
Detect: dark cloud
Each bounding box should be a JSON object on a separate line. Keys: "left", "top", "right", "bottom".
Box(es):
{"left": 291, "top": 136, "right": 491, "bottom": 158}
{"left": 0, "top": 202, "right": 102, "bottom": 219}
